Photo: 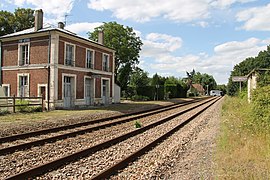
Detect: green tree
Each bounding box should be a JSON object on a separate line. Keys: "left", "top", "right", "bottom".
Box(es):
{"left": 151, "top": 73, "right": 166, "bottom": 86}
{"left": 130, "top": 67, "right": 150, "bottom": 94}
{"left": 0, "top": 8, "right": 34, "bottom": 36}
{"left": 227, "top": 46, "right": 270, "bottom": 96}
{"left": 88, "top": 22, "right": 143, "bottom": 90}
{"left": 186, "top": 70, "right": 217, "bottom": 93}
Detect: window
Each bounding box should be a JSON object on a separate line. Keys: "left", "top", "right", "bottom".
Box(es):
{"left": 18, "top": 43, "right": 30, "bottom": 66}
{"left": 38, "top": 84, "right": 47, "bottom": 100}
{"left": 18, "top": 75, "right": 29, "bottom": 97}
{"left": 86, "top": 49, "right": 94, "bottom": 69}
{"left": 2, "top": 84, "right": 10, "bottom": 97}
{"left": 102, "top": 54, "right": 109, "bottom": 71}
{"left": 65, "top": 43, "right": 75, "bottom": 66}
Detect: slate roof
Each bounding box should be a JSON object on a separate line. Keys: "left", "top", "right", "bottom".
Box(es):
{"left": 0, "top": 25, "right": 114, "bottom": 51}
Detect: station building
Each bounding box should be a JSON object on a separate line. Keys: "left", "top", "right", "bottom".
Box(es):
{"left": 0, "top": 9, "right": 116, "bottom": 109}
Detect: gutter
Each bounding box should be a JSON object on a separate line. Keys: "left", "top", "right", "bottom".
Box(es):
{"left": 47, "top": 31, "right": 51, "bottom": 110}
{"left": 0, "top": 40, "right": 2, "bottom": 86}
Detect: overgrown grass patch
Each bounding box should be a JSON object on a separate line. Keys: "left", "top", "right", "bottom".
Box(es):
{"left": 215, "top": 96, "right": 270, "bottom": 179}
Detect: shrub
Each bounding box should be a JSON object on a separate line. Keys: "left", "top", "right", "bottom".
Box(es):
{"left": 16, "top": 99, "right": 30, "bottom": 112}
{"left": 251, "top": 85, "right": 270, "bottom": 129}
{"left": 131, "top": 95, "right": 150, "bottom": 101}
{"left": 29, "top": 106, "right": 43, "bottom": 112}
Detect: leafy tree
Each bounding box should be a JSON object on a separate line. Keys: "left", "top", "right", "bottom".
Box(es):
{"left": 88, "top": 22, "right": 143, "bottom": 90}
{"left": 13, "top": 8, "right": 35, "bottom": 32}
{"left": 151, "top": 73, "right": 166, "bottom": 86}
{"left": 0, "top": 8, "right": 34, "bottom": 36}
{"left": 186, "top": 69, "right": 217, "bottom": 93}
{"left": 227, "top": 46, "right": 270, "bottom": 95}
{"left": 130, "top": 67, "right": 150, "bottom": 94}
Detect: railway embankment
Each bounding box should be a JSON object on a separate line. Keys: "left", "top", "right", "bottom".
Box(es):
{"left": 215, "top": 95, "right": 270, "bottom": 179}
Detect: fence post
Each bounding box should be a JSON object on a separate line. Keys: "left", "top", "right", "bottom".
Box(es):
{"left": 13, "top": 95, "right": 15, "bottom": 113}
{"left": 41, "top": 96, "right": 44, "bottom": 112}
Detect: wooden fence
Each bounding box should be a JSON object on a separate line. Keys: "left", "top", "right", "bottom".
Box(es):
{"left": 0, "top": 95, "right": 44, "bottom": 113}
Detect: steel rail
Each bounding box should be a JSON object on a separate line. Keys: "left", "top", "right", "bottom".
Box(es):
{"left": 91, "top": 97, "right": 221, "bottom": 180}
{"left": 0, "top": 98, "right": 208, "bottom": 144}
{"left": 0, "top": 98, "right": 209, "bottom": 155}
{"left": 5, "top": 97, "right": 216, "bottom": 180}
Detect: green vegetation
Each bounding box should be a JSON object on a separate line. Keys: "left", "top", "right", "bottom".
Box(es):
{"left": 16, "top": 99, "right": 30, "bottom": 112}
{"left": 134, "top": 121, "right": 142, "bottom": 128}
{"left": 216, "top": 95, "right": 270, "bottom": 178}
{"left": 88, "top": 22, "right": 143, "bottom": 92}
{"left": 251, "top": 85, "right": 270, "bottom": 130}
{"left": 0, "top": 8, "right": 34, "bottom": 36}
{"left": 227, "top": 46, "right": 270, "bottom": 96}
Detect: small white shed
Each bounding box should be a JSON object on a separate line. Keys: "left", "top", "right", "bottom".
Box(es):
{"left": 114, "top": 83, "right": 121, "bottom": 103}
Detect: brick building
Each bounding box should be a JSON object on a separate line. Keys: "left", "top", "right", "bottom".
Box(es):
{"left": 0, "top": 9, "right": 115, "bottom": 109}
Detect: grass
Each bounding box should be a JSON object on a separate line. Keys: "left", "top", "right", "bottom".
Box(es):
{"left": 215, "top": 96, "right": 270, "bottom": 179}
{"left": 0, "top": 99, "right": 176, "bottom": 125}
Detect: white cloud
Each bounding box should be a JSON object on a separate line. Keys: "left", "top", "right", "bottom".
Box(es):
{"left": 88, "top": 0, "right": 255, "bottom": 23}
{"left": 236, "top": 3, "right": 270, "bottom": 31}
{"left": 141, "top": 33, "right": 182, "bottom": 58}
{"left": 141, "top": 35, "right": 268, "bottom": 84}
{"left": 211, "top": 0, "right": 256, "bottom": 9}
{"left": 9, "top": 0, "right": 74, "bottom": 22}
{"left": 65, "top": 22, "right": 103, "bottom": 35}
{"left": 88, "top": 0, "right": 210, "bottom": 23}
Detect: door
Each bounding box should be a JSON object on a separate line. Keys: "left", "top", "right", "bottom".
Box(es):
{"left": 102, "top": 79, "right": 109, "bottom": 104}
{"left": 19, "top": 76, "right": 28, "bottom": 97}
{"left": 85, "top": 78, "right": 92, "bottom": 105}
{"left": 64, "top": 76, "right": 72, "bottom": 108}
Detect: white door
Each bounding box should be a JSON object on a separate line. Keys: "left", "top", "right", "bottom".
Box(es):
{"left": 85, "top": 78, "right": 92, "bottom": 105}
{"left": 19, "top": 76, "right": 28, "bottom": 97}
{"left": 102, "top": 79, "right": 109, "bottom": 104}
{"left": 64, "top": 76, "right": 72, "bottom": 108}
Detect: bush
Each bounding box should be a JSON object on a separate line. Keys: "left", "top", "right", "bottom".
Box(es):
{"left": 16, "top": 99, "right": 30, "bottom": 112}
{"left": 131, "top": 95, "right": 150, "bottom": 101}
{"left": 29, "top": 106, "right": 43, "bottom": 112}
{"left": 251, "top": 85, "right": 270, "bottom": 129}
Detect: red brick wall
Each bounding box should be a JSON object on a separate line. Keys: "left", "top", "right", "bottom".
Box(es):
{"left": 95, "top": 52, "right": 102, "bottom": 71}
{"left": 2, "top": 36, "right": 49, "bottom": 67}
{"left": 58, "top": 41, "right": 64, "bottom": 65}
{"left": 30, "top": 36, "right": 49, "bottom": 64}
{"left": 2, "top": 69, "right": 48, "bottom": 96}
{"left": 2, "top": 40, "right": 18, "bottom": 66}
{"left": 58, "top": 69, "right": 95, "bottom": 100}
{"left": 58, "top": 36, "right": 113, "bottom": 72}
{"left": 95, "top": 77, "right": 101, "bottom": 98}
{"left": 75, "top": 46, "right": 85, "bottom": 68}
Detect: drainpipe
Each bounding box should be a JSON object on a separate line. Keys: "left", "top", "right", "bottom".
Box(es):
{"left": 47, "top": 32, "right": 51, "bottom": 110}
{"left": 0, "top": 40, "right": 2, "bottom": 86}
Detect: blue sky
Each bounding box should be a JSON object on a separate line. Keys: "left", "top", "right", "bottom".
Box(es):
{"left": 1, "top": 0, "right": 270, "bottom": 84}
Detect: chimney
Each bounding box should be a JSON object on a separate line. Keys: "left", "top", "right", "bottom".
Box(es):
{"left": 98, "top": 31, "right": 104, "bottom": 45}
{"left": 34, "top": 9, "right": 43, "bottom": 31}
{"left": 58, "top": 22, "right": 65, "bottom": 29}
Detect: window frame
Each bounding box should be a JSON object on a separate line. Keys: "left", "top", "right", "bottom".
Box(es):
{"left": 85, "top": 48, "right": 95, "bottom": 69}
{"left": 102, "top": 53, "right": 110, "bottom": 71}
{"left": 18, "top": 42, "right": 30, "bottom": 66}
{"left": 2, "top": 84, "right": 10, "bottom": 97}
{"left": 17, "top": 73, "right": 30, "bottom": 97}
{"left": 64, "top": 42, "right": 76, "bottom": 66}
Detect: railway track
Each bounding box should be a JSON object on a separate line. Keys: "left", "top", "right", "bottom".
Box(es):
{"left": 1, "top": 97, "right": 218, "bottom": 179}
{"left": 0, "top": 98, "right": 207, "bottom": 155}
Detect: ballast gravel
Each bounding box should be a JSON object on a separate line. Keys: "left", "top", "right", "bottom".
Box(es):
{"left": 0, "top": 99, "right": 207, "bottom": 179}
